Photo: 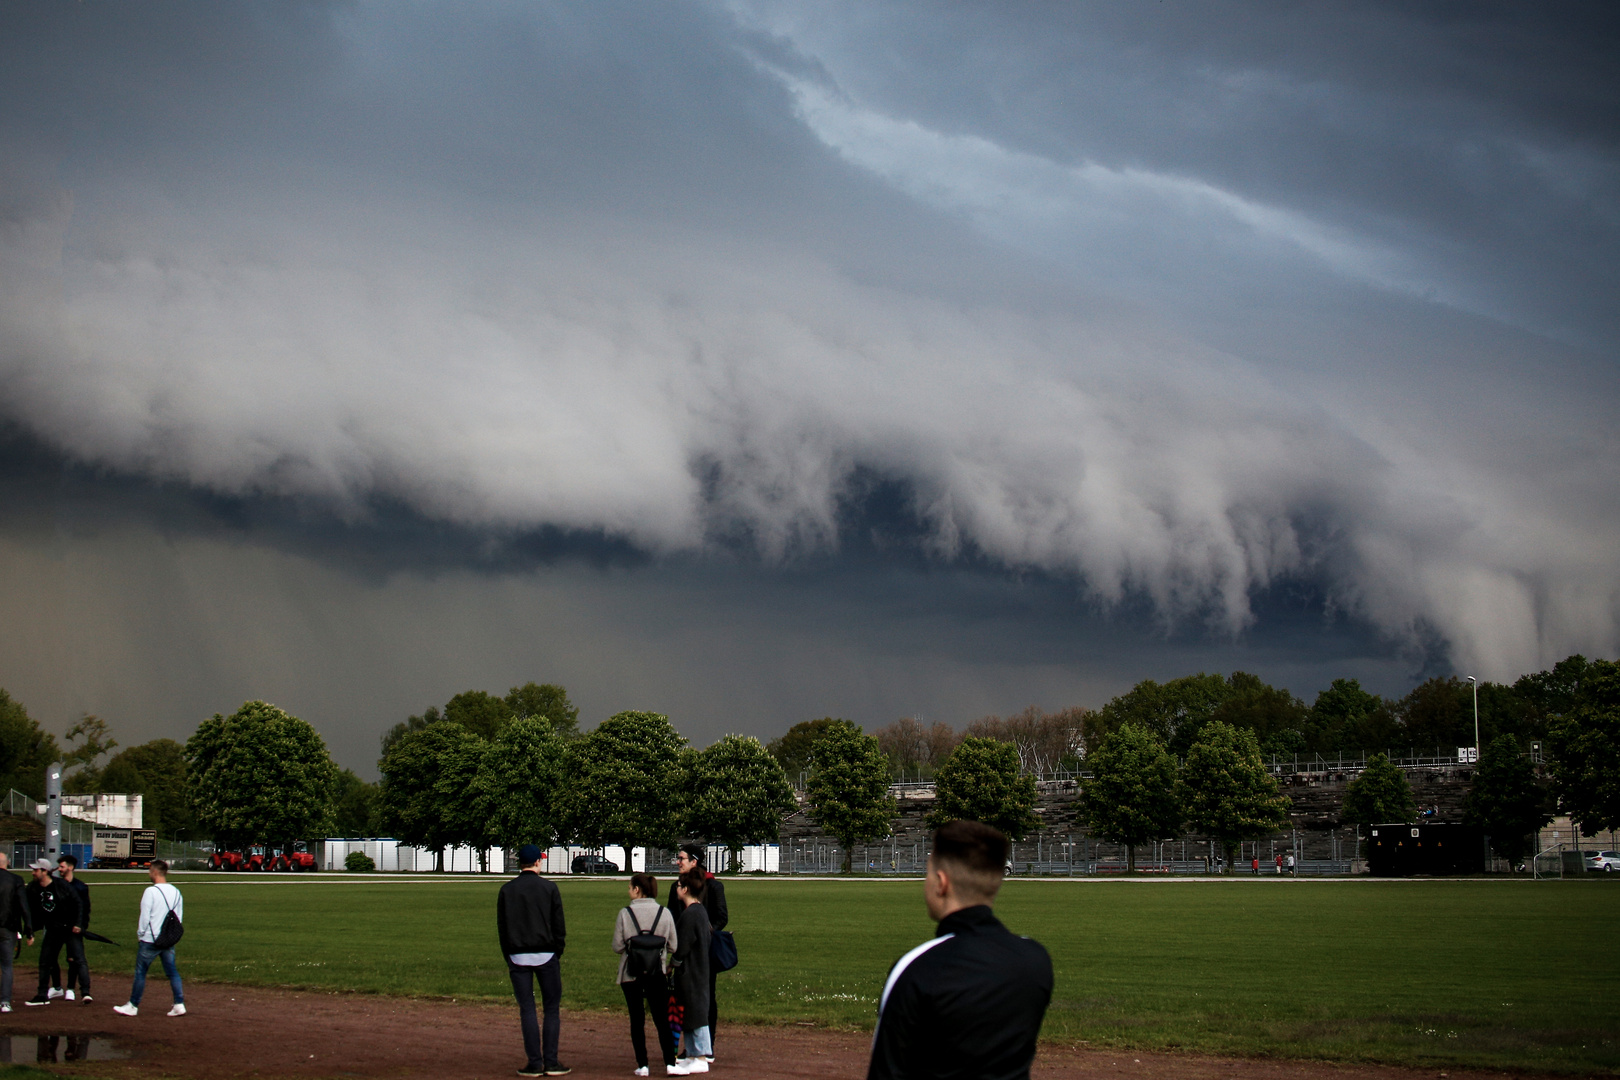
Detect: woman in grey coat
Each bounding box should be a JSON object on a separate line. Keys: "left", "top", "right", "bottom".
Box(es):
{"left": 612, "top": 874, "right": 679, "bottom": 1076}
{"left": 671, "top": 870, "right": 712, "bottom": 1071}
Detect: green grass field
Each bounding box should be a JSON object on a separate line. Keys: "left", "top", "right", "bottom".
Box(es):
{"left": 66, "top": 874, "right": 1618, "bottom": 1073}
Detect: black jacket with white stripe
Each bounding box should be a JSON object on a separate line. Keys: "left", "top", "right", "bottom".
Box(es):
{"left": 867, "top": 904, "right": 1053, "bottom": 1080}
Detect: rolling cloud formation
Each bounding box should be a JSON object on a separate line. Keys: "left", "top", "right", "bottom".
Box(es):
{"left": 1, "top": 1, "right": 1617, "bottom": 683}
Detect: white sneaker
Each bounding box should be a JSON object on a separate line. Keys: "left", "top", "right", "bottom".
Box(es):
{"left": 113, "top": 1003, "right": 138, "bottom": 1017}
{"left": 684, "top": 1062, "right": 708, "bottom": 1074}
{"left": 64, "top": 989, "right": 75, "bottom": 1001}
{"left": 167, "top": 1003, "right": 187, "bottom": 1017}
{"left": 634, "top": 1069, "right": 650, "bottom": 1077}
{"left": 47, "top": 987, "right": 64, "bottom": 1000}
{"left": 0, "top": 1003, "right": 10, "bottom": 1013}
{"left": 665, "top": 1065, "right": 691, "bottom": 1076}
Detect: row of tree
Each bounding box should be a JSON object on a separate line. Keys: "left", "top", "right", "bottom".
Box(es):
{"left": 769, "top": 654, "right": 1616, "bottom": 783}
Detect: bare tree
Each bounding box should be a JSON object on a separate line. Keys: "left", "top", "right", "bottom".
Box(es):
{"left": 964, "top": 706, "right": 1090, "bottom": 779}
{"left": 874, "top": 717, "right": 962, "bottom": 779}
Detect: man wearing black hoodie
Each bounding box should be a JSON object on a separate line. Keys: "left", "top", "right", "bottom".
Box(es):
{"left": 23, "top": 859, "right": 81, "bottom": 1009}
{"left": 867, "top": 821, "right": 1053, "bottom": 1080}
{"left": 497, "top": 844, "right": 568, "bottom": 1078}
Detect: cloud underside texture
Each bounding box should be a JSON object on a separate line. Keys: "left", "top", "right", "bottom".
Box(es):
{"left": 1, "top": 2, "right": 1617, "bottom": 680}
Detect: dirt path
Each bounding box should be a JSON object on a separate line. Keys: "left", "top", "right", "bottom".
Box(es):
{"left": 0, "top": 974, "right": 1505, "bottom": 1080}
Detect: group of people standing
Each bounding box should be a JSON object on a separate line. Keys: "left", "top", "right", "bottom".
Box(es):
{"left": 497, "top": 842, "right": 727, "bottom": 1078}
{"left": 0, "top": 851, "right": 185, "bottom": 1017}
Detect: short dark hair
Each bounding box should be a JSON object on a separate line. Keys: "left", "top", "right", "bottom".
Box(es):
{"left": 677, "top": 868, "right": 706, "bottom": 900}
{"left": 57, "top": 853, "right": 78, "bottom": 868}
{"left": 679, "top": 843, "right": 706, "bottom": 864}
{"left": 931, "top": 821, "right": 1008, "bottom": 902}
{"left": 630, "top": 873, "right": 659, "bottom": 900}
{"left": 150, "top": 859, "right": 169, "bottom": 876}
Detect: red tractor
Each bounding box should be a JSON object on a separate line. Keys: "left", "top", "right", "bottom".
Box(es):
{"left": 269, "top": 842, "right": 319, "bottom": 872}
{"left": 209, "top": 850, "right": 245, "bottom": 871}
{"left": 210, "top": 844, "right": 284, "bottom": 871}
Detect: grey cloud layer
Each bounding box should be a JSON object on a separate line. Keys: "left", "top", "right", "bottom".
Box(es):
{"left": 1, "top": 1, "right": 1616, "bottom": 687}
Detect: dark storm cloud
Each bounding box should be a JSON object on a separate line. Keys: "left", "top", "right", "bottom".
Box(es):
{"left": 0, "top": 0, "right": 1616, "bottom": 754}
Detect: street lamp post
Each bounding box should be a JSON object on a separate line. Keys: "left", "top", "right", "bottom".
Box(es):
{"left": 1466, "top": 676, "right": 1480, "bottom": 763}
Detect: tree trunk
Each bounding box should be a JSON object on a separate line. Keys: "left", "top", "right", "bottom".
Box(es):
{"left": 1223, "top": 842, "right": 1236, "bottom": 875}
{"left": 728, "top": 845, "right": 741, "bottom": 874}
{"left": 1125, "top": 843, "right": 1136, "bottom": 873}
{"left": 435, "top": 846, "right": 445, "bottom": 872}
{"left": 840, "top": 845, "right": 852, "bottom": 874}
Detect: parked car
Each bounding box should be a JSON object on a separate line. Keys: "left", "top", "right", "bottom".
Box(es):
{"left": 1584, "top": 851, "right": 1620, "bottom": 872}
{"left": 571, "top": 853, "right": 620, "bottom": 874}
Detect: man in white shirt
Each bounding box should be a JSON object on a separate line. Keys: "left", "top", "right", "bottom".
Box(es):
{"left": 112, "top": 860, "right": 185, "bottom": 1018}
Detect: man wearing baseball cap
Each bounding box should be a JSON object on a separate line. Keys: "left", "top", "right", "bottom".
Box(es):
{"left": 497, "top": 844, "right": 569, "bottom": 1077}
{"left": 22, "top": 859, "right": 80, "bottom": 1008}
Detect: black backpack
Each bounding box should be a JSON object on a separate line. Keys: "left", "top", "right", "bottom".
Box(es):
{"left": 622, "top": 906, "right": 667, "bottom": 979}
{"left": 152, "top": 886, "right": 184, "bottom": 951}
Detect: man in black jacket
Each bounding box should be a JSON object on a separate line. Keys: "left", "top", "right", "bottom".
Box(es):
{"left": 497, "top": 844, "right": 568, "bottom": 1077}
{"left": 867, "top": 821, "right": 1053, "bottom": 1080}
{"left": 23, "top": 859, "right": 81, "bottom": 1008}
{"left": 0, "top": 853, "right": 33, "bottom": 1012}
{"left": 51, "top": 854, "right": 91, "bottom": 1003}
{"left": 668, "top": 843, "right": 727, "bottom": 1062}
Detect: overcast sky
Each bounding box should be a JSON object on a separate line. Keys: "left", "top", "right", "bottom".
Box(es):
{"left": 1, "top": 2, "right": 1615, "bottom": 775}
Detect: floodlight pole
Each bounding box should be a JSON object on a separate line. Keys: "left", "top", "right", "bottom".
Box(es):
{"left": 1471, "top": 677, "right": 1480, "bottom": 758}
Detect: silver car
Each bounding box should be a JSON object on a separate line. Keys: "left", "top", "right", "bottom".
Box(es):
{"left": 1584, "top": 851, "right": 1620, "bottom": 872}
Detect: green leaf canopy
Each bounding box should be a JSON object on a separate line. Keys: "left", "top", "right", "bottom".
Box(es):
{"left": 685, "top": 734, "right": 798, "bottom": 869}
{"left": 1078, "top": 724, "right": 1182, "bottom": 870}
{"left": 185, "top": 700, "right": 339, "bottom": 847}
{"left": 1183, "top": 721, "right": 1291, "bottom": 871}
{"left": 928, "top": 737, "right": 1038, "bottom": 840}
{"left": 564, "top": 710, "right": 686, "bottom": 851}
{"left": 804, "top": 720, "right": 895, "bottom": 873}
{"left": 474, "top": 716, "right": 568, "bottom": 851}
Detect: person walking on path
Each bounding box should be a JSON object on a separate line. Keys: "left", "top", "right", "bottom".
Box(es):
{"left": 1286, "top": 853, "right": 1296, "bottom": 876}
{"left": 51, "top": 854, "right": 91, "bottom": 1003}
{"left": 612, "top": 873, "right": 679, "bottom": 1076}
{"left": 497, "top": 844, "right": 569, "bottom": 1078}
{"left": 670, "top": 870, "right": 712, "bottom": 1073}
{"left": 1251, "top": 856, "right": 1260, "bottom": 875}
{"left": 1275, "top": 853, "right": 1284, "bottom": 875}
{"left": 868, "top": 821, "right": 1053, "bottom": 1080}
{"left": 667, "top": 844, "right": 726, "bottom": 1061}
{"left": 112, "top": 860, "right": 184, "bottom": 1017}
{"left": 0, "top": 853, "right": 33, "bottom": 1013}
{"left": 23, "top": 858, "right": 80, "bottom": 1007}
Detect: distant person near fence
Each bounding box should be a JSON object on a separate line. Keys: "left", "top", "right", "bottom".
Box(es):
{"left": 868, "top": 821, "right": 1053, "bottom": 1080}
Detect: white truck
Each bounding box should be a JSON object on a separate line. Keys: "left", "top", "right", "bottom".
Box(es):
{"left": 89, "top": 828, "right": 158, "bottom": 869}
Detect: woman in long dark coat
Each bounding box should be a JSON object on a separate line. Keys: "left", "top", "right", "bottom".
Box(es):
{"left": 671, "top": 870, "right": 712, "bottom": 1069}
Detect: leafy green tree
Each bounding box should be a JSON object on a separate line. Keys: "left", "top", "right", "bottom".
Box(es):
{"left": 0, "top": 690, "right": 60, "bottom": 799}
{"left": 443, "top": 690, "right": 515, "bottom": 740}
{"left": 1208, "top": 674, "right": 1309, "bottom": 759}
{"left": 767, "top": 718, "right": 845, "bottom": 781}
{"left": 332, "top": 769, "right": 380, "bottom": 837}
{"left": 380, "top": 705, "right": 441, "bottom": 758}
{"left": 377, "top": 721, "right": 488, "bottom": 870}
{"left": 473, "top": 717, "right": 568, "bottom": 852}
{"left": 1078, "top": 724, "right": 1182, "bottom": 872}
{"left": 1545, "top": 660, "right": 1620, "bottom": 838}
{"left": 185, "top": 701, "right": 339, "bottom": 849}
{"left": 928, "top": 737, "right": 1039, "bottom": 840}
{"left": 1098, "top": 673, "right": 1230, "bottom": 755}
{"left": 1307, "top": 679, "right": 1395, "bottom": 753}
{"left": 1183, "top": 722, "right": 1291, "bottom": 873}
{"left": 1464, "top": 735, "right": 1551, "bottom": 869}
{"left": 504, "top": 683, "right": 581, "bottom": 740}
{"left": 1341, "top": 753, "right": 1416, "bottom": 828}
{"left": 685, "top": 734, "right": 798, "bottom": 871}
{"left": 1391, "top": 677, "right": 1477, "bottom": 751}
{"left": 804, "top": 720, "right": 895, "bottom": 873}
{"left": 99, "top": 739, "right": 194, "bottom": 838}
{"left": 564, "top": 711, "right": 686, "bottom": 854}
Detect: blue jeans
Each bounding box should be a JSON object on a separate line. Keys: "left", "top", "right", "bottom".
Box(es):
{"left": 509, "top": 957, "right": 561, "bottom": 1069}
{"left": 687, "top": 1025, "right": 712, "bottom": 1058}
{"left": 129, "top": 942, "right": 183, "bottom": 1006}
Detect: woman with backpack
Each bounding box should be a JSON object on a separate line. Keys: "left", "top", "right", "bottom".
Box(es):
{"left": 612, "top": 874, "right": 678, "bottom": 1077}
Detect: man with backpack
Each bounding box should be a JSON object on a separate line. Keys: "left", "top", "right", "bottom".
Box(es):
{"left": 613, "top": 873, "right": 679, "bottom": 1076}
{"left": 112, "top": 859, "right": 185, "bottom": 1017}
{"left": 497, "top": 844, "right": 569, "bottom": 1078}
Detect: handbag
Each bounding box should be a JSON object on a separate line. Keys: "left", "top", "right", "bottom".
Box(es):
{"left": 709, "top": 927, "right": 737, "bottom": 972}
{"left": 152, "top": 887, "right": 184, "bottom": 950}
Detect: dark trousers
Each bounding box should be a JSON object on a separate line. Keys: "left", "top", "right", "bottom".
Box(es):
{"left": 50, "top": 933, "right": 89, "bottom": 993}
{"left": 622, "top": 973, "right": 677, "bottom": 1068}
{"left": 0, "top": 932, "right": 13, "bottom": 1005}
{"left": 37, "top": 929, "right": 86, "bottom": 996}
{"left": 509, "top": 958, "right": 561, "bottom": 1070}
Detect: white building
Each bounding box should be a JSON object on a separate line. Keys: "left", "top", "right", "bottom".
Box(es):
{"left": 59, "top": 794, "right": 143, "bottom": 829}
